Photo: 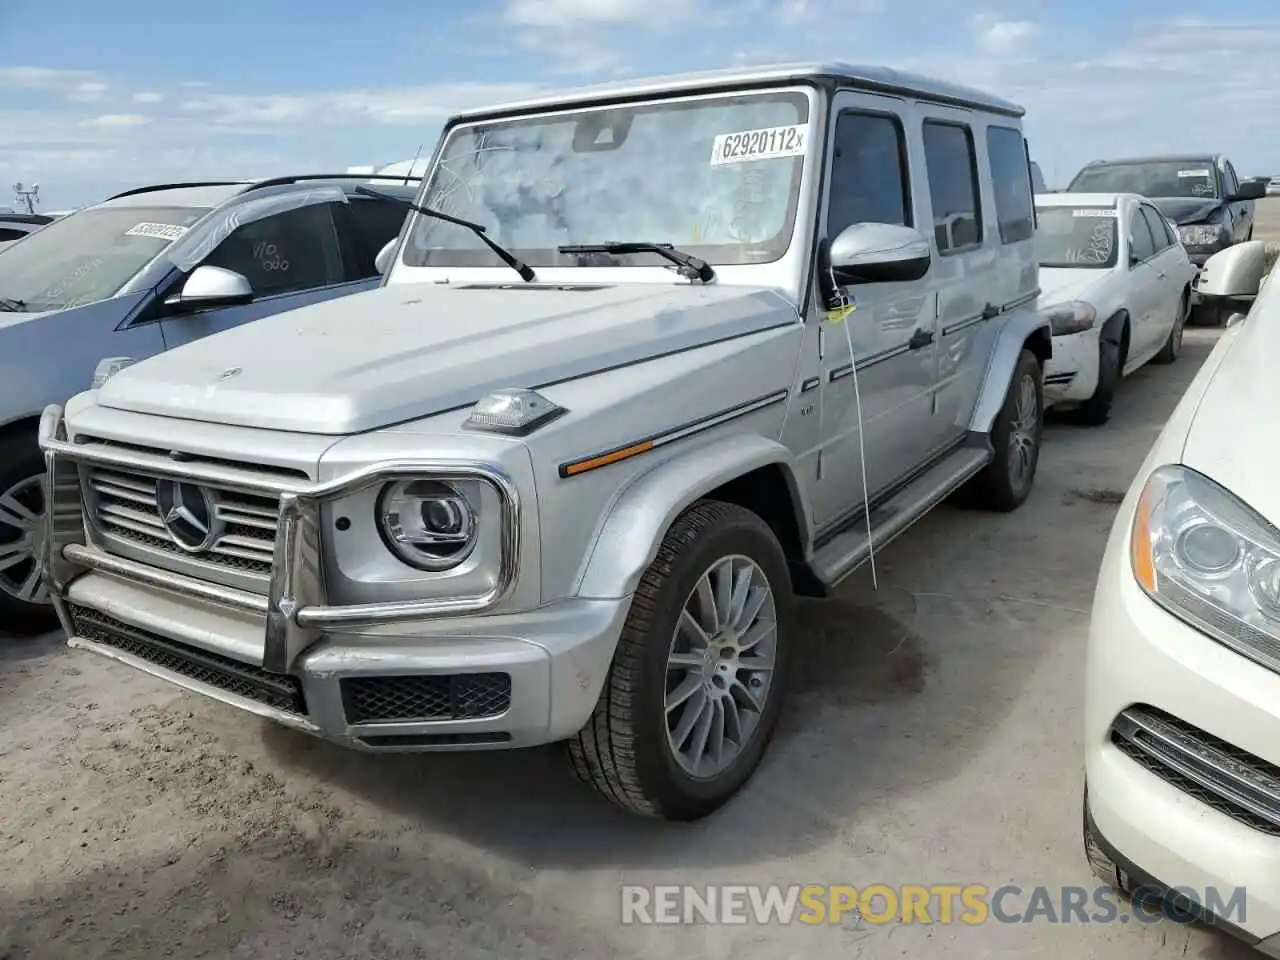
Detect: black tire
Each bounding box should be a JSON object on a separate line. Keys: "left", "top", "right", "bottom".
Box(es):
{"left": 1077, "top": 329, "right": 1125, "bottom": 426}
{"left": 967, "top": 348, "right": 1043, "bottom": 512}
{"left": 0, "top": 431, "right": 58, "bottom": 635}
{"left": 1151, "top": 292, "right": 1188, "bottom": 365}
{"left": 567, "top": 500, "right": 794, "bottom": 821}
{"left": 1189, "top": 301, "right": 1229, "bottom": 328}
{"left": 1083, "top": 798, "right": 1131, "bottom": 894}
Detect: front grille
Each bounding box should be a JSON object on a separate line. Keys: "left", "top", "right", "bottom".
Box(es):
{"left": 1111, "top": 705, "right": 1280, "bottom": 836}
{"left": 341, "top": 673, "right": 511, "bottom": 724}
{"left": 84, "top": 465, "right": 279, "bottom": 580}
{"left": 69, "top": 604, "right": 306, "bottom": 716}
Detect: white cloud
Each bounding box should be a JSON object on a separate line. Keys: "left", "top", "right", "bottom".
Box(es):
{"left": 66, "top": 81, "right": 108, "bottom": 103}
{"left": 132, "top": 91, "right": 164, "bottom": 104}
{"left": 82, "top": 113, "right": 151, "bottom": 128}
{"left": 0, "top": 66, "right": 98, "bottom": 89}
{"left": 972, "top": 13, "right": 1038, "bottom": 55}
{"left": 504, "top": 0, "right": 658, "bottom": 26}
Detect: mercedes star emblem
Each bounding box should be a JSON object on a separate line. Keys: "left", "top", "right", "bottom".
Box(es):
{"left": 155, "top": 480, "right": 223, "bottom": 552}
{"left": 216, "top": 367, "right": 242, "bottom": 381}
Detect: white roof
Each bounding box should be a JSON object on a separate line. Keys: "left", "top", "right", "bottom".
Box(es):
{"left": 450, "top": 61, "right": 1024, "bottom": 124}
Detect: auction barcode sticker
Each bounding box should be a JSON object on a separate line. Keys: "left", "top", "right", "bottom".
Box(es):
{"left": 710, "top": 124, "right": 808, "bottom": 165}
{"left": 1178, "top": 169, "right": 1211, "bottom": 178}
{"left": 125, "top": 222, "right": 190, "bottom": 241}
{"left": 1072, "top": 208, "right": 1117, "bottom": 217}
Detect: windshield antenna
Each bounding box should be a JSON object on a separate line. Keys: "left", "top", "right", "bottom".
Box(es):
{"left": 404, "top": 144, "right": 422, "bottom": 186}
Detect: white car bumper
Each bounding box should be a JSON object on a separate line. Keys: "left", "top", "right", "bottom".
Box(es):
{"left": 1085, "top": 497, "right": 1280, "bottom": 951}
{"left": 1043, "top": 329, "right": 1100, "bottom": 405}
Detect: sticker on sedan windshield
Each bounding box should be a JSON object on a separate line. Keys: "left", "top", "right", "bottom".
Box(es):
{"left": 710, "top": 124, "right": 808, "bottom": 165}
{"left": 124, "top": 222, "right": 190, "bottom": 241}
{"left": 1072, "top": 208, "right": 1117, "bottom": 217}
{"left": 1178, "top": 169, "right": 1211, "bottom": 178}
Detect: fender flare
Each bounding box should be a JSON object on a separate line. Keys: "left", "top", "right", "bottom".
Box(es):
{"left": 1099, "top": 308, "right": 1129, "bottom": 347}
{"left": 968, "top": 308, "right": 1053, "bottom": 435}
{"left": 574, "top": 432, "right": 810, "bottom": 600}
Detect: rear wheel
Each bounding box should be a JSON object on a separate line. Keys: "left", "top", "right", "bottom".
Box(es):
{"left": 1151, "top": 292, "right": 1188, "bottom": 365}
{"left": 0, "top": 432, "right": 57, "bottom": 635}
{"left": 567, "top": 501, "right": 793, "bottom": 820}
{"left": 967, "top": 348, "right": 1042, "bottom": 512}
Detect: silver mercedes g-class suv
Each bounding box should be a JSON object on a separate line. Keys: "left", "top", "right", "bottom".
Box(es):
{"left": 38, "top": 63, "right": 1050, "bottom": 821}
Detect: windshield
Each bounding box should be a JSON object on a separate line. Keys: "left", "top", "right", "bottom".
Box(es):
{"left": 1068, "top": 160, "right": 1219, "bottom": 200}
{"left": 1036, "top": 206, "right": 1119, "bottom": 268}
{"left": 404, "top": 89, "right": 811, "bottom": 270}
{"left": 0, "top": 205, "right": 209, "bottom": 311}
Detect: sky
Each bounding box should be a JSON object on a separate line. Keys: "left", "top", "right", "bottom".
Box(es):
{"left": 3, "top": 0, "right": 1280, "bottom": 209}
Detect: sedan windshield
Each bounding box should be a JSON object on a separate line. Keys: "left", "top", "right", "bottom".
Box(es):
{"left": 0, "top": 205, "right": 209, "bottom": 311}
{"left": 1036, "top": 206, "right": 1119, "bottom": 268}
{"left": 404, "top": 89, "right": 811, "bottom": 270}
{"left": 1068, "top": 160, "right": 1219, "bottom": 200}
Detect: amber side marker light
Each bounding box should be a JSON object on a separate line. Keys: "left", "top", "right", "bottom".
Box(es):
{"left": 561, "top": 440, "right": 654, "bottom": 477}
{"left": 1131, "top": 481, "right": 1157, "bottom": 592}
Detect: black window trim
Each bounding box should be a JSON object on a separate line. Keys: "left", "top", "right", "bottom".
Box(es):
{"left": 826, "top": 106, "right": 915, "bottom": 231}
{"left": 921, "top": 117, "right": 984, "bottom": 257}
{"left": 1023, "top": 136, "right": 1038, "bottom": 229}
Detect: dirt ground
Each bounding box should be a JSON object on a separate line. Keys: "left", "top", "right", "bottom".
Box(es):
{"left": 4, "top": 205, "right": 1279, "bottom": 960}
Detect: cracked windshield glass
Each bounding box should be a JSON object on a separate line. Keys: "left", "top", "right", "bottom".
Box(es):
{"left": 405, "top": 90, "right": 811, "bottom": 269}
{"left": 0, "top": 205, "right": 208, "bottom": 311}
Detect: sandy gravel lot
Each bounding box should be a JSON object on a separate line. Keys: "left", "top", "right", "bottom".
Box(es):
{"left": 4, "top": 203, "right": 1279, "bottom": 960}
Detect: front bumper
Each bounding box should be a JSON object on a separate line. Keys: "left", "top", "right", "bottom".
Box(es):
{"left": 1042, "top": 329, "right": 1100, "bottom": 405}
{"left": 37, "top": 405, "right": 626, "bottom": 750}
{"left": 1084, "top": 501, "right": 1280, "bottom": 945}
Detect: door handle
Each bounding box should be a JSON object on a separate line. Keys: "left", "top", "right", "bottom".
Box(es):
{"left": 908, "top": 328, "right": 935, "bottom": 351}
{"left": 1158, "top": 270, "right": 1167, "bottom": 279}
{"left": 981, "top": 303, "right": 999, "bottom": 320}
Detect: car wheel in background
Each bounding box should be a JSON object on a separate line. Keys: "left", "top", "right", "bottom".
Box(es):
{"left": 0, "top": 432, "right": 57, "bottom": 635}
{"left": 1152, "top": 291, "right": 1189, "bottom": 365}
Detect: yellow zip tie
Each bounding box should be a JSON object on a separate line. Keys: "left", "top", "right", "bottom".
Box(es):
{"left": 826, "top": 303, "right": 856, "bottom": 323}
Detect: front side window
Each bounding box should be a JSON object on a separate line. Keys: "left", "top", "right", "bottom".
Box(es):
{"left": 1140, "top": 206, "right": 1172, "bottom": 253}
{"left": 1129, "top": 210, "right": 1157, "bottom": 262}
{"left": 404, "top": 89, "right": 812, "bottom": 269}
{"left": 921, "top": 120, "right": 983, "bottom": 254}
{"left": 1068, "top": 160, "right": 1220, "bottom": 200}
{"left": 826, "top": 110, "right": 912, "bottom": 236}
{"left": 200, "top": 202, "right": 346, "bottom": 297}
{"left": 1034, "top": 206, "right": 1118, "bottom": 269}
{"left": 0, "top": 205, "right": 209, "bottom": 311}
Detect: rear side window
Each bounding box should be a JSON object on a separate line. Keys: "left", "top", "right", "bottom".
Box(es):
{"left": 986, "top": 126, "right": 1035, "bottom": 243}
{"left": 827, "top": 110, "right": 912, "bottom": 235}
{"left": 922, "top": 120, "right": 983, "bottom": 254}
{"left": 0, "top": 228, "right": 24, "bottom": 242}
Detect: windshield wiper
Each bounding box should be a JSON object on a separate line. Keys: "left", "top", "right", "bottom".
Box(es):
{"left": 353, "top": 185, "right": 535, "bottom": 283}
{"left": 557, "top": 242, "right": 715, "bottom": 282}
{"left": 0, "top": 296, "right": 26, "bottom": 312}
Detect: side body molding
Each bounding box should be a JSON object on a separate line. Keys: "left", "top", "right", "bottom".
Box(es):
{"left": 574, "top": 433, "right": 811, "bottom": 600}
{"left": 968, "top": 307, "right": 1052, "bottom": 435}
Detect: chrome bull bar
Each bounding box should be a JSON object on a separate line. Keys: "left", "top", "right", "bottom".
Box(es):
{"left": 36, "top": 404, "right": 522, "bottom": 674}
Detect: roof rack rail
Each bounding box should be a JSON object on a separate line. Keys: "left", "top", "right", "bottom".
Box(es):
{"left": 243, "top": 173, "right": 425, "bottom": 193}
{"left": 105, "top": 180, "right": 251, "bottom": 201}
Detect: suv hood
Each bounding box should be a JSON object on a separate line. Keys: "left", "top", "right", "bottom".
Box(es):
{"left": 96, "top": 281, "right": 797, "bottom": 435}
{"left": 1182, "top": 309, "right": 1280, "bottom": 522}
{"left": 1148, "top": 197, "right": 1224, "bottom": 226}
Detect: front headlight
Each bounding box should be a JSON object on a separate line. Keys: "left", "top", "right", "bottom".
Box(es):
{"left": 376, "top": 478, "right": 481, "bottom": 571}
{"left": 1179, "top": 224, "right": 1225, "bottom": 247}
{"left": 1131, "top": 464, "right": 1280, "bottom": 673}
{"left": 1039, "top": 300, "right": 1096, "bottom": 336}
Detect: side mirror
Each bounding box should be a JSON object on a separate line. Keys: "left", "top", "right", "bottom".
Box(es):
{"left": 828, "top": 223, "right": 932, "bottom": 285}
{"left": 1229, "top": 179, "right": 1266, "bottom": 202}
{"left": 374, "top": 239, "right": 396, "bottom": 276}
{"left": 1197, "top": 240, "right": 1270, "bottom": 302}
{"left": 164, "top": 265, "right": 253, "bottom": 312}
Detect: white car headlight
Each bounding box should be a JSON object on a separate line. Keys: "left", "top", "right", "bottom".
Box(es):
{"left": 376, "top": 478, "right": 482, "bottom": 571}
{"left": 1131, "top": 464, "right": 1280, "bottom": 673}
{"left": 1038, "top": 300, "right": 1097, "bottom": 336}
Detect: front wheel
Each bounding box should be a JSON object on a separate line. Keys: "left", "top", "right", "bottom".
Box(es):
{"left": 967, "top": 348, "right": 1043, "bottom": 512}
{"left": 0, "top": 432, "right": 57, "bottom": 635}
{"left": 567, "top": 500, "right": 794, "bottom": 820}
{"left": 1151, "top": 292, "right": 1188, "bottom": 365}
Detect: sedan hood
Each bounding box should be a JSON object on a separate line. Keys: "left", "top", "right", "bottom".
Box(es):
{"left": 1148, "top": 197, "right": 1223, "bottom": 225}
{"left": 1037, "top": 268, "right": 1108, "bottom": 308}
{"left": 1183, "top": 309, "right": 1280, "bottom": 522}
{"left": 95, "top": 281, "right": 797, "bottom": 435}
